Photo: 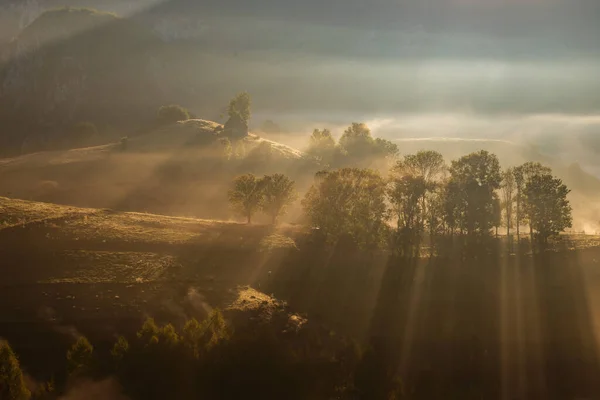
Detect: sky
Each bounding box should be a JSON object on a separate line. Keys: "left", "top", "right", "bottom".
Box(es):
{"left": 1, "top": 0, "right": 599, "bottom": 168}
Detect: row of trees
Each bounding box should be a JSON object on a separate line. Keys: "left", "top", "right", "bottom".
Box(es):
{"left": 302, "top": 150, "right": 572, "bottom": 247}
{"left": 226, "top": 148, "right": 572, "bottom": 247}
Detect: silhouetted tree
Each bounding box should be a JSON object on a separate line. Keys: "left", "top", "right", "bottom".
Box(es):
{"left": 261, "top": 174, "right": 297, "bottom": 224}
{"left": 524, "top": 174, "right": 572, "bottom": 245}
{"left": 492, "top": 197, "right": 502, "bottom": 237}
{"left": 302, "top": 168, "right": 388, "bottom": 248}
{"left": 227, "top": 92, "right": 251, "bottom": 123}
{"left": 228, "top": 174, "right": 265, "bottom": 224}
{"left": 513, "top": 162, "right": 551, "bottom": 238}
{"left": 389, "top": 175, "right": 427, "bottom": 235}
{"left": 392, "top": 150, "right": 446, "bottom": 238}
{"left": 449, "top": 150, "right": 502, "bottom": 236}
{"left": 501, "top": 168, "right": 516, "bottom": 238}
{"left": 156, "top": 104, "right": 190, "bottom": 125}
{"left": 66, "top": 336, "right": 93, "bottom": 376}
{"left": 0, "top": 341, "right": 31, "bottom": 400}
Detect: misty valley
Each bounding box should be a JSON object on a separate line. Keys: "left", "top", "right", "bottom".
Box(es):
{"left": 3, "top": 3, "right": 600, "bottom": 400}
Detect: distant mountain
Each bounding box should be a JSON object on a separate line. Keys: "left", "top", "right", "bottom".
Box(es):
{"left": 0, "top": 7, "right": 168, "bottom": 153}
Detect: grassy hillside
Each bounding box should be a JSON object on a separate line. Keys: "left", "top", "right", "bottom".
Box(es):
{"left": 4, "top": 196, "right": 600, "bottom": 397}
{"left": 0, "top": 119, "right": 314, "bottom": 221}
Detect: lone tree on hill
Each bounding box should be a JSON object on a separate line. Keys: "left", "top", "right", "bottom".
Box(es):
{"left": 524, "top": 173, "right": 572, "bottom": 245}
{"left": 261, "top": 174, "right": 298, "bottom": 224}
{"left": 0, "top": 341, "right": 31, "bottom": 400}
{"left": 224, "top": 92, "right": 251, "bottom": 139}
{"left": 228, "top": 174, "right": 265, "bottom": 224}
{"left": 227, "top": 92, "right": 251, "bottom": 123}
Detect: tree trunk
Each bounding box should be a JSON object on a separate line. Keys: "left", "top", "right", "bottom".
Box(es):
{"left": 516, "top": 194, "right": 520, "bottom": 238}
{"left": 247, "top": 214, "right": 251, "bottom": 224}
{"left": 495, "top": 227, "right": 498, "bottom": 237}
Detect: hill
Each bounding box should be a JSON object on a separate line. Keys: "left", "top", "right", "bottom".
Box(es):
{"left": 0, "top": 119, "right": 314, "bottom": 220}
{"left": 0, "top": 195, "right": 309, "bottom": 378}
{"left": 4, "top": 196, "right": 600, "bottom": 397}
{"left": 0, "top": 7, "right": 165, "bottom": 153}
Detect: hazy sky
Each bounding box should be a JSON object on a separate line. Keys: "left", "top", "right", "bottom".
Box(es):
{"left": 2, "top": 0, "right": 599, "bottom": 164}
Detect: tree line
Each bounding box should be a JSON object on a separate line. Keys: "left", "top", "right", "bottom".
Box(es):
{"left": 0, "top": 310, "right": 404, "bottom": 400}
{"left": 229, "top": 145, "right": 572, "bottom": 248}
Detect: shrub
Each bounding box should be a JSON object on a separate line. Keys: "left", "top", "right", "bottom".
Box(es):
{"left": 156, "top": 104, "right": 190, "bottom": 125}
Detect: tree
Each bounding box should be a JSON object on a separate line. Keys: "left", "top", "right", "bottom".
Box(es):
{"left": 501, "top": 168, "right": 516, "bottom": 238}
{"left": 338, "top": 123, "right": 372, "bottom": 155}
{"left": 449, "top": 150, "right": 502, "bottom": 235}
{"left": 307, "top": 129, "right": 336, "bottom": 163}
{"left": 157, "top": 104, "right": 190, "bottom": 125}
{"left": 513, "top": 162, "right": 551, "bottom": 238}
{"left": 492, "top": 197, "right": 502, "bottom": 237}
{"left": 137, "top": 317, "right": 160, "bottom": 346}
{"left": 227, "top": 92, "right": 251, "bottom": 123}
{"left": 388, "top": 175, "right": 427, "bottom": 235}
{"left": 338, "top": 123, "right": 398, "bottom": 166}
{"left": 182, "top": 310, "right": 229, "bottom": 359}
{"left": 373, "top": 138, "right": 399, "bottom": 161}
{"left": 66, "top": 336, "right": 93, "bottom": 376}
{"left": 524, "top": 174, "right": 572, "bottom": 245}
{"left": 0, "top": 341, "right": 31, "bottom": 400}
{"left": 392, "top": 150, "right": 446, "bottom": 237}
{"left": 302, "top": 168, "right": 388, "bottom": 248}
{"left": 111, "top": 336, "right": 129, "bottom": 368}
{"left": 261, "top": 174, "right": 297, "bottom": 224}
{"left": 228, "top": 174, "right": 265, "bottom": 224}
{"left": 393, "top": 150, "right": 445, "bottom": 184}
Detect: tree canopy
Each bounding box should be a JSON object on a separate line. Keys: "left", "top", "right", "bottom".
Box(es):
{"left": 227, "top": 92, "right": 251, "bottom": 123}
{"left": 228, "top": 174, "right": 265, "bottom": 224}
{"left": 0, "top": 341, "right": 30, "bottom": 400}
{"left": 261, "top": 174, "right": 297, "bottom": 224}
{"left": 302, "top": 168, "right": 388, "bottom": 248}
{"left": 524, "top": 174, "right": 572, "bottom": 244}
{"left": 156, "top": 104, "right": 190, "bottom": 125}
